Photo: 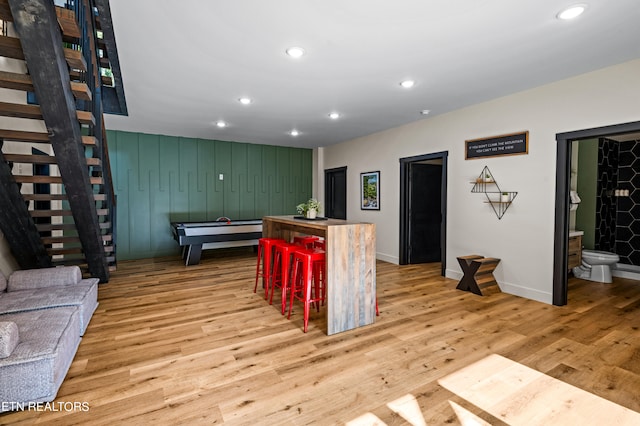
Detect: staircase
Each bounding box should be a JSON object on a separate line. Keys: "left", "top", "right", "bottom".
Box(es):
{"left": 0, "top": 0, "right": 125, "bottom": 282}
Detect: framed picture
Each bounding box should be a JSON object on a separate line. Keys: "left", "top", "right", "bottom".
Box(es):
{"left": 360, "top": 171, "right": 380, "bottom": 210}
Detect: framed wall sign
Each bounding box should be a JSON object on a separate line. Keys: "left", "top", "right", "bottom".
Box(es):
{"left": 360, "top": 171, "right": 380, "bottom": 210}
{"left": 465, "top": 131, "right": 529, "bottom": 160}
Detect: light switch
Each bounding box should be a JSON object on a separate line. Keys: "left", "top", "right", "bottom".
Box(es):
{"left": 219, "top": 174, "right": 224, "bottom": 181}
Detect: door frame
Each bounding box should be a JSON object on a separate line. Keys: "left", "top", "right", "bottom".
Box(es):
{"left": 399, "top": 151, "right": 448, "bottom": 275}
{"left": 553, "top": 120, "right": 640, "bottom": 305}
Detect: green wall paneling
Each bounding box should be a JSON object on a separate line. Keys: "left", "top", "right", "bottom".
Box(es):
{"left": 576, "top": 138, "right": 598, "bottom": 250}
{"left": 107, "top": 130, "right": 312, "bottom": 260}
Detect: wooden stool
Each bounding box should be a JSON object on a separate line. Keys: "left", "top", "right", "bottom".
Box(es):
{"left": 270, "top": 241, "right": 298, "bottom": 314}
{"left": 456, "top": 255, "right": 501, "bottom": 296}
{"left": 254, "top": 238, "right": 284, "bottom": 298}
{"left": 288, "top": 248, "right": 326, "bottom": 332}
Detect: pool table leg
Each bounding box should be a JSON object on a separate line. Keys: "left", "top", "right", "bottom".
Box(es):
{"left": 185, "top": 244, "right": 203, "bottom": 266}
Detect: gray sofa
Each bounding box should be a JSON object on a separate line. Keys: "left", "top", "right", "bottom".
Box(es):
{"left": 0, "top": 266, "right": 98, "bottom": 410}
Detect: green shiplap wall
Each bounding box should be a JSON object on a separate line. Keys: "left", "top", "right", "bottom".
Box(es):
{"left": 108, "top": 130, "right": 312, "bottom": 260}
{"left": 576, "top": 138, "right": 598, "bottom": 250}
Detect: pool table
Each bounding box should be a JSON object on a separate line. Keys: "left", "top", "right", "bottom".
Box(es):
{"left": 171, "top": 219, "right": 262, "bottom": 265}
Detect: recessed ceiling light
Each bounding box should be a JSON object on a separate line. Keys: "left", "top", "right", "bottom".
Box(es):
{"left": 289, "top": 129, "right": 300, "bottom": 137}
{"left": 400, "top": 80, "right": 415, "bottom": 89}
{"left": 216, "top": 120, "right": 227, "bottom": 128}
{"left": 286, "top": 47, "right": 305, "bottom": 58}
{"left": 557, "top": 4, "right": 587, "bottom": 20}
{"left": 328, "top": 112, "right": 340, "bottom": 120}
{"left": 420, "top": 109, "right": 431, "bottom": 115}
{"left": 238, "top": 97, "right": 252, "bottom": 105}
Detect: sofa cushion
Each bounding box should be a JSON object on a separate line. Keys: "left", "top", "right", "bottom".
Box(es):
{"left": 8, "top": 266, "right": 82, "bottom": 292}
{"left": 0, "top": 307, "right": 81, "bottom": 409}
{"left": 0, "top": 278, "right": 99, "bottom": 335}
{"left": 0, "top": 273, "right": 6, "bottom": 293}
{"left": 0, "top": 321, "right": 19, "bottom": 358}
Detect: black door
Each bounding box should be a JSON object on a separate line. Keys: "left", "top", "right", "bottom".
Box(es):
{"left": 325, "top": 167, "right": 347, "bottom": 219}
{"left": 409, "top": 163, "right": 442, "bottom": 263}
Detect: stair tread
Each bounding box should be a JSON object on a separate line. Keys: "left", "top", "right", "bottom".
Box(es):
{"left": 101, "top": 75, "right": 113, "bottom": 87}
{"left": 37, "top": 222, "right": 111, "bottom": 232}
{"left": 0, "top": 101, "right": 42, "bottom": 119}
{"left": 29, "top": 208, "right": 109, "bottom": 217}
{"left": 51, "top": 258, "right": 86, "bottom": 266}
{"left": 3, "top": 153, "right": 102, "bottom": 167}
{"left": 41, "top": 236, "right": 81, "bottom": 244}
{"left": 47, "top": 247, "right": 84, "bottom": 255}
{"left": 0, "top": 1, "right": 10, "bottom": 22}
{"left": 76, "top": 110, "right": 96, "bottom": 126}
{"left": 70, "top": 81, "right": 92, "bottom": 101}
{"left": 0, "top": 35, "right": 86, "bottom": 72}
{"left": 0, "top": 129, "right": 50, "bottom": 143}
{"left": 30, "top": 209, "right": 74, "bottom": 217}
{"left": 40, "top": 234, "right": 112, "bottom": 244}
{"left": 54, "top": 6, "right": 82, "bottom": 39}
{"left": 0, "top": 70, "right": 91, "bottom": 101}
{"left": 21, "top": 193, "right": 107, "bottom": 201}
{"left": 14, "top": 175, "right": 103, "bottom": 185}
{"left": 36, "top": 223, "right": 76, "bottom": 232}
{"left": 0, "top": 130, "right": 94, "bottom": 146}
{"left": 0, "top": 102, "right": 94, "bottom": 124}
{"left": 0, "top": 1, "right": 82, "bottom": 40}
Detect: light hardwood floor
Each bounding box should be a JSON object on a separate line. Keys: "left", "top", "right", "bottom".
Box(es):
{"left": 2, "top": 248, "right": 640, "bottom": 425}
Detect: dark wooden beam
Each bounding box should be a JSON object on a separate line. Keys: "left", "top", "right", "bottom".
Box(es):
{"left": 0, "top": 149, "right": 51, "bottom": 269}
{"left": 9, "top": 0, "right": 108, "bottom": 281}
{"left": 94, "top": 0, "right": 128, "bottom": 116}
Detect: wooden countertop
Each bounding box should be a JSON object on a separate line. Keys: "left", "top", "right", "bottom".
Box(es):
{"left": 263, "top": 215, "right": 371, "bottom": 227}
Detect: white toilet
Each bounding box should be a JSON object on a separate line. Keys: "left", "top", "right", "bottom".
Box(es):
{"left": 572, "top": 250, "right": 620, "bottom": 283}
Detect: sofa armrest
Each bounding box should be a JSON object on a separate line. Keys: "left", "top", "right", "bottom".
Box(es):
{"left": 0, "top": 321, "right": 19, "bottom": 358}
{"left": 7, "top": 266, "right": 83, "bottom": 292}
{"left": 79, "top": 278, "right": 100, "bottom": 287}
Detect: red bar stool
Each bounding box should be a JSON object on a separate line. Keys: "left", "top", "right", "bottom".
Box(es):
{"left": 288, "top": 248, "right": 326, "bottom": 333}
{"left": 312, "top": 239, "right": 327, "bottom": 305}
{"left": 270, "top": 241, "right": 298, "bottom": 314}
{"left": 254, "top": 237, "right": 284, "bottom": 299}
{"left": 293, "top": 235, "right": 319, "bottom": 249}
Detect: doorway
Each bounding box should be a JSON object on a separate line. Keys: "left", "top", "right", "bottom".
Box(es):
{"left": 324, "top": 166, "right": 347, "bottom": 219}
{"left": 553, "top": 120, "right": 640, "bottom": 305}
{"left": 399, "top": 151, "right": 448, "bottom": 275}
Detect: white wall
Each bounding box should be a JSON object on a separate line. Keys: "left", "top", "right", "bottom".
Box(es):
{"left": 320, "top": 58, "right": 640, "bottom": 304}
{"left": 0, "top": 231, "right": 19, "bottom": 277}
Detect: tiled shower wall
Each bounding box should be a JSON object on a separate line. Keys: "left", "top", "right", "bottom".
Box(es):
{"left": 615, "top": 139, "right": 640, "bottom": 265}
{"left": 596, "top": 137, "right": 640, "bottom": 265}
{"left": 596, "top": 138, "right": 618, "bottom": 252}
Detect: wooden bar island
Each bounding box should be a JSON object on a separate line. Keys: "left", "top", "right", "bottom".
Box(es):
{"left": 262, "top": 215, "right": 376, "bottom": 335}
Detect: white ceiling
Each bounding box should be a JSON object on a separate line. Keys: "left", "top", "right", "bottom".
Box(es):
{"left": 104, "top": 0, "right": 640, "bottom": 149}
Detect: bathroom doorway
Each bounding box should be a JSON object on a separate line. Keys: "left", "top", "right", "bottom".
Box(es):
{"left": 553, "top": 120, "right": 640, "bottom": 305}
